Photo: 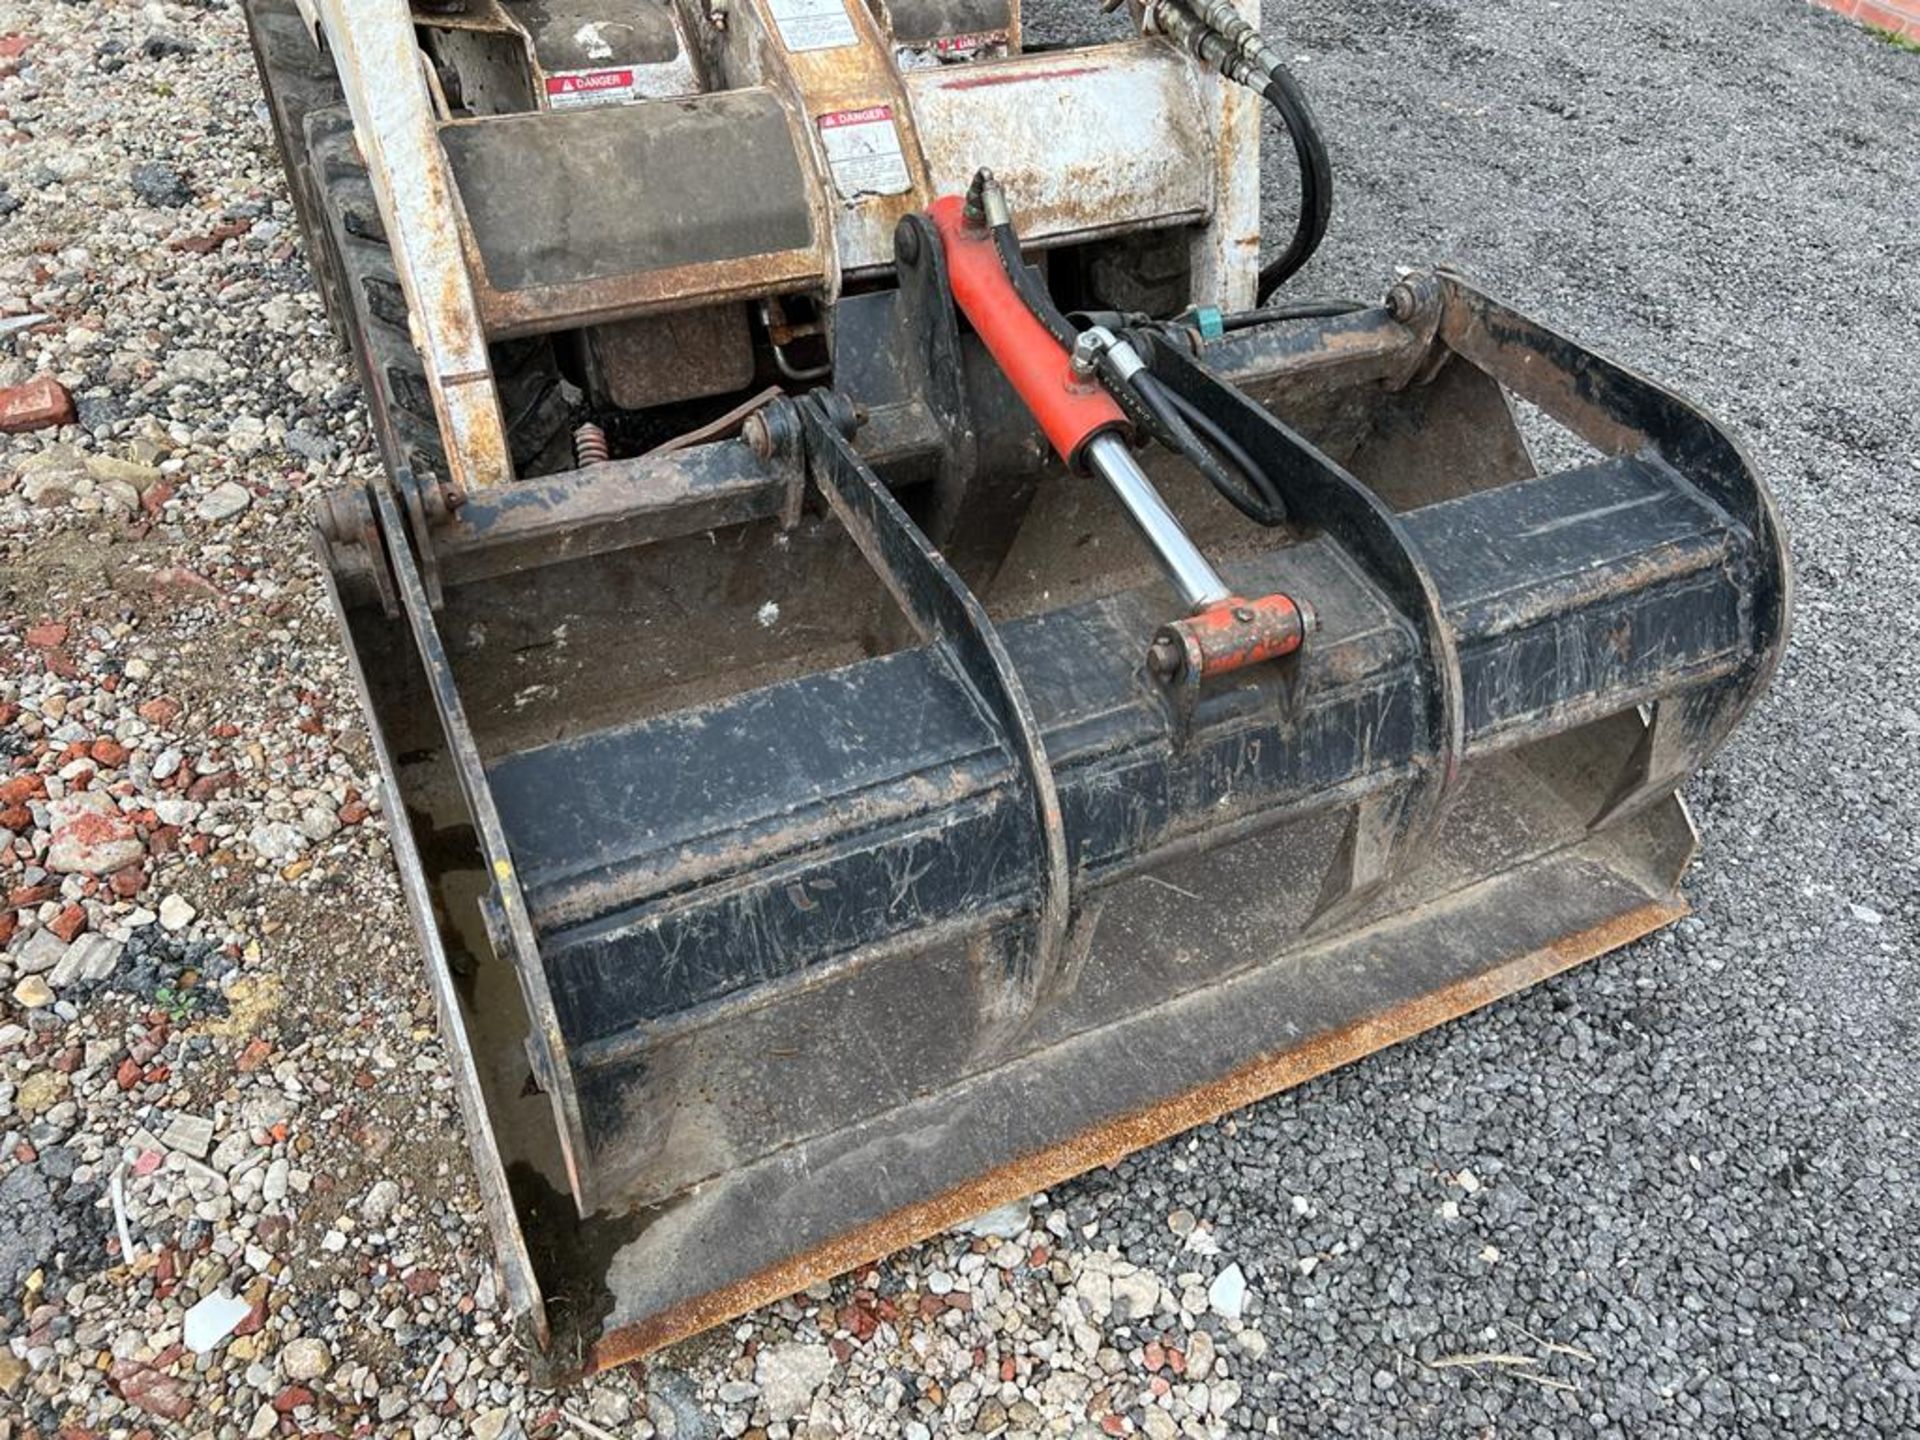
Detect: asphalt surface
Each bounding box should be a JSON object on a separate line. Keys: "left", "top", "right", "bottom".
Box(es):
{"left": 1022, "top": 0, "right": 1920, "bottom": 1433}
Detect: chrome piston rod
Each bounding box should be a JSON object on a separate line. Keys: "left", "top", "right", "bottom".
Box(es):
{"left": 1084, "top": 432, "right": 1233, "bottom": 613}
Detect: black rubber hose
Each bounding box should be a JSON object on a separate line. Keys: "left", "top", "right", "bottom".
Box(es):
{"left": 991, "top": 221, "right": 1081, "bottom": 354}
{"left": 1255, "top": 66, "right": 1334, "bottom": 303}
{"left": 1219, "top": 298, "right": 1369, "bottom": 331}
{"left": 1130, "top": 370, "right": 1287, "bottom": 527}
{"left": 1162, "top": 387, "right": 1284, "bottom": 515}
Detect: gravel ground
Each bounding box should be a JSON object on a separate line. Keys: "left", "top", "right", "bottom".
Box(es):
{"left": 1, "top": 0, "right": 1915, "bottom": 1436}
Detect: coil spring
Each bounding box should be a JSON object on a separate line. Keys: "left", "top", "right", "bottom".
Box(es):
{"left": 573, "top": 422, "right": 610, "bottom": 467}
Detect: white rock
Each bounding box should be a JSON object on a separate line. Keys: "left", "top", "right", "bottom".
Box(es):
{"left": 957, "top": 1197, "right": 1030, "bottom": 1240}
{"left": 48, "top": 932, "right": 121, "bottom": 988}
{"left": 248, "top": 821, "right": 306, "bottom": 861}
{"left": 1207, "top": 1263, "right": 1248, "bottom": 1321}
{"left": 211, "top": 1132, "right": 254, "bottom": 1173}
{"left": 360, "top": 1179, "right": 401, "bottom": 1225}
{"left": 472, "top": 1407, "right": 521, "bottom": 1440}
{"left": 226, "top": 416, "right": 269, "bottom": 456}
{"left": 46, "top": 791, "right": 144, "bottom": 874}
{"left": 584, "top": 1389, "right": 632, "bottom": 1428}
{"left": 281, "top": 1337, "right": 332, "bottom": 1381}
{"left": 161, "top": 1112, "right": 216, "bottom": 1159}
{"left": 183, "top": 1290, "right": 251, "bottom": 1353}
{"left": 11, "top": 928, "right": 69, "bottom": 975}
{"left": 12, "top": 975, "right": 54, "bottom": 1009}
{"left": 158, "top": 894, "right": 197, "bottom": 932}
{"left": 755, "top": 1341, "right": 834, "bottom": 1418}
{"left": 1187, "top": 1328, "right": 1216, "bottom": 1381}
{"left": 168, "top": 348, "right": 228, "bottom": 383}
{"left": 1111, "top": 1269, "right": 1160, "bottom": 1322}
{"left": 197, "top": 480, "right": 252, "bottom": 522}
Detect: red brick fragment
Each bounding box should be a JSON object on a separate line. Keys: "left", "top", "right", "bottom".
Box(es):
{"left": 170, "top": 220, "right": 251, "bottom": 255}
{"left": 186, "top": 771, "right": 235, "bottom": 801}
{"left": 138, "top": 697, "right": 183, "bottom": 726}
{"left": 403, "top": 1267, "right": 439, "bottom": 1296}
{"left": 113, "top": 1363, "right": 194, "bottom": 1423}
{"left": 48, "top": 903, "right": 86, "bottom": 941}
{"left": 90, "top": 738, "right": 129, "bottom": 768}
{"left": 25, "top": 620, "right": 67, "bottom": 648}
{"left": 0, "top": 377, "right": 74, "bottom": 434}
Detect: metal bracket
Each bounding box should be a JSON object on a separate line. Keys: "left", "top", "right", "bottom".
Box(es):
{"left": 394, "top": 464, "right": 452, "bottom": 609}
{"left": 799, "top": 392, "right": 1073, "bottom": 1046}
{"left": 1429, "top": 272, "right": 1791, "bottom": 829}
{"left": 1140, "top": 337, "right": 1465, "bottom": 926}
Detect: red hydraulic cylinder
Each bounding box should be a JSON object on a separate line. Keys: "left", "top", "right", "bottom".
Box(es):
{"left": 926, "top": 194, "right": 1126, "bottom": 471}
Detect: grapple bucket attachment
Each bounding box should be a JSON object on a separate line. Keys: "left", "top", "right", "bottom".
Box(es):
{"left": 318, "top": 273, "right": 1786, "bottom": 1377}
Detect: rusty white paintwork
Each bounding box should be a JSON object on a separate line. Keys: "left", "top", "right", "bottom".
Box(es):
{"left": 1187, "top": 0, "right": 1261, "bottom": 309}
{"left": 527, "top": 5, "right": 707, "bottom": 104}
{"left": 903, "top": 42, "right": 1217, "bottom": 259}
{"left": 311, "top": 0, "right": 516, "bottom": 488}
{"left": 296, "top": 0, "right": 1265, "bottom": 485}
{"left": 733, "top": 0, "right": 933, "bottom": 283}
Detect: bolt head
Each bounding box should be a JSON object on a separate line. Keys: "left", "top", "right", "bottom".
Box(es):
{"left": 894, "top": 222, "right": 921, "bottom": 267}
{"left": 1148, "top": 635, "right": 1185, "bottom": 680}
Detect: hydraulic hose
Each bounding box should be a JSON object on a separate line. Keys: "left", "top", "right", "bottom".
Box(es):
{"left": 1130, "top": 370, "right": 1287, "bottom": 526}
{"left": 1219, "top": 297, "right": 1368, "bottom": 331}
{"left": 1150, "top": 0, "right": 1334, "bottom": 303}
{"left": 1253, "top": 67, "right": 1333, "bottom": 302}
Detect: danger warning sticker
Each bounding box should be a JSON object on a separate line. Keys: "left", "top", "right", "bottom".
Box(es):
{"left": 897, "top": 29, "right": 1011, "bottom": 68}
{"left": 766, "top": 0, "right": 858, "bottom": 52}
{"left": 816, "top": 106, "right": 912, "bottom": 200}
{"left": 545, "top": 68, "right": 638, "bottom": 110}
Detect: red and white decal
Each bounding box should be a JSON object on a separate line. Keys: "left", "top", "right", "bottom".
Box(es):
{"left": 897, "top": 29, "right": 1010, "bottom": 68}
{"left": 545, "top": 68, "right": 638, "bottom": 110}
{"left": 932, "top": 29, "right": 1008, "bottom": 56}
{"left": 816, "top": 105, "right": 912, "bottom": 200}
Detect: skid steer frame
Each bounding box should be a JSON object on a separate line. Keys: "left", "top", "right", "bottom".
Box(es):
{"left": 278, "top": 0, "right": 1261, "bottom": 491}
